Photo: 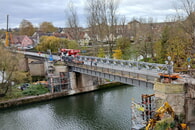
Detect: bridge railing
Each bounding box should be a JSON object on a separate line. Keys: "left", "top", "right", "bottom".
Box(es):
{"left": 69, "top": 62, "right": 158, "bottom": 83}
{"left": 76, "top": 56, "right": 168, "bottom": 73}
{"left": 18, "top": 50, "right": 169, "bottom": 73}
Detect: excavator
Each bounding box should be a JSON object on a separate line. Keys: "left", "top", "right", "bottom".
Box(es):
{"left": 145, "top": 102, "right": 188, "bottom": 130}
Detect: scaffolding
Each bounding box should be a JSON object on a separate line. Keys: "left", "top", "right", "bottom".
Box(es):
{"left": 47, "top": 72, "right": 70, "bottom": 93}
{"left": 141, "top": 94, "right": 155, "bottom": 122}
{"left": 46, "top": 60, "right": 70, "bottom": 93}
{"left": 131, "top": 94, "right": 155, "bottom": 130}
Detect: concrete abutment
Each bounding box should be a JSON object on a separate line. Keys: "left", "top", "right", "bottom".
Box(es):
{"left": 154, "top": 81, "right": 195, "bottom": 128}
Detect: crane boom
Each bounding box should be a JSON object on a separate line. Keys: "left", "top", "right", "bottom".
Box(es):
{"left": 5, "top": 15, "right": 9, "bottom": 47}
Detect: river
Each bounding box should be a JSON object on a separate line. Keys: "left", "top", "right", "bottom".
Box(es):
{"left": 0, "top": 85, "right": 153, "bottom": 130}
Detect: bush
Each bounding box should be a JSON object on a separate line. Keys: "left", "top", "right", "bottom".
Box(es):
{"left": 22, "top": 84, "right": 49, "bottom": 96}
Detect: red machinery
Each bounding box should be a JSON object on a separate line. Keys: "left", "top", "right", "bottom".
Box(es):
{"left": 60, "top": 49, "right": 80, "bottom": 56}
{"left": 60, "top": 49, "right": 83, "bottom": 64}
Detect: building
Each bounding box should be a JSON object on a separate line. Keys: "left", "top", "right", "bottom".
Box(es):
{"left": 13, "top": 35, "right": 33, "bottom": 47}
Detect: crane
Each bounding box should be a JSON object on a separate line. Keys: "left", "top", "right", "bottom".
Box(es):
{"left": 5, "top": 14, "right": 11, "bottom": 47}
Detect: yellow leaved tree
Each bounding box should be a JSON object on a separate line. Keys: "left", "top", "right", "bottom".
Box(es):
{"left": 36, "top": 36, "right": 79, "bottom": 52}
{"left": 98, "top": 48, "right": 105, "bottom": 58}
{"left": 112, "top": 49, "right": 122, "bottom": 59}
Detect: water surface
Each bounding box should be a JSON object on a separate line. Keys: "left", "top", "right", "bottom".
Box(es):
{"left": 0, "top": 85, "right": 153, "bottom": 130}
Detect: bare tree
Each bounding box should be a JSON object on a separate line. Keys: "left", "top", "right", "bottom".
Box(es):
{"left": 86, "top": 0, "right": 120, "bottom": 57}
{"left": 175, "top": 0, "right": 195, "bottom": 55}
{"left": 130, "top": 17, "right": 158, "bottom": 61}
{"left": 65, "top": 1, "right": 80, "bottom": 43}
{"left": 118, "top": 16, "right": 128, "bottom": 38}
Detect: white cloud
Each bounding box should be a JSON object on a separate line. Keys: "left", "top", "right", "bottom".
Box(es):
{"left": 118, "top": 0, "right": 176, "bottom": 22}
{"left": 0, "top": 0, "right": 178, "bottom": 29}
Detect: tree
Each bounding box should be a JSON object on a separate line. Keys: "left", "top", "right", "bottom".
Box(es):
{"left": 154, "top": 26, "right": 170, "bottom": 63}
{"left": 0, "top": 46, "right": 27, "bottom": 97}
{"left": 116, "top": 37, "right": 131, "bottom": 60}
{"left": 166, "top": 25, "right": 191, "bottom": 67}
{"left": 175, "top": 0, "right": 195, "bottom": 56}
{"left": 39, "top": 22, "right": 57, "bottom": 33}
{"left": 112, "top": 49, "right": 122, "bottom": 59}
{"left": 36, "top": 36, "right": 79, "bottom": 52}
{"left": 86, "top": 0, "right": 120, "bottom": 57}
{"left": 98, "top": 48, "right": 105, "bottom": 58}
{"left": 133, "top": 18, "right": 157, "bottom": 62}
{"left": 19, "top": 19, "right": 35, "bottom": 36}
{"left": 65, "top": 1, "right": 80, "bottom": 42}
{"left": 154, "top": 23, "right": 191, "bottom": 67}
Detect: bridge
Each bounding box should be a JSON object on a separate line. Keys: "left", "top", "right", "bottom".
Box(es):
{"left": 20, "top": 51, "right": 169, "bottom": 87}
{"left": 17, "top": 51, "right": 195, "bottom": 129}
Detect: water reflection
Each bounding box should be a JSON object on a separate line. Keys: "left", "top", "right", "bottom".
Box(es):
{"left": 0, "top": 85, "right": 153, "bottom": 130}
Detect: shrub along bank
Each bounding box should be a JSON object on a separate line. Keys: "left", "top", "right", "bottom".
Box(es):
{"left": 0, "top": 84, "right": 49, "bottom": 102}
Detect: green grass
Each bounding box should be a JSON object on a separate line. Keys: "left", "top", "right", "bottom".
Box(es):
{"left": 0, "top": 84, "right": 49, "bottom": 102}
{"left": 22, "top": 84, "right": 49, "bottom": 96}
{"left": 0, "top": 86, "right": 24, "bottom": 102}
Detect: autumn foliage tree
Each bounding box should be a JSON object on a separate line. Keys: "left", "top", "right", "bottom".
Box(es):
{"left": 39, "top": 22, "right": 57, "bottom": 33}
{"left": 112, "top": 49, "right": 122, "bottom": 59}
{"left": 154, "top": 24, "right": 191, "bottom": 68}
{"left": 19, "top": 19, "right": 35, "bottom": 36}
{"left": 36, "top": 36, "right": 79, "bottom": 52}
{"left": 116, "top": 37, "right": 131, "bottom": 60}
{"left": 97, "top": 48, "right": 105, "bottom": 58}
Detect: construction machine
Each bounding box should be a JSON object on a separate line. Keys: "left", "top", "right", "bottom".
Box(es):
{"left": 145, "top": 102, "right": 187, "bottom": 130}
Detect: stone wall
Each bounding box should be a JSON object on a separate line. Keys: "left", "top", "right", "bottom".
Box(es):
{"left": 184, "top": 83, "right": 195, "bottom": 125}
{"left": 0, "top": 87, "right": 100, "bottom": 109}
{"left": 154, "top": 82, "right": 185, "bottom": 115}
{"left": 29, "top": 61, "right": 45, "bottom": 76}
{"left": 18, "top": 57, "right": 28, "bottom": 71}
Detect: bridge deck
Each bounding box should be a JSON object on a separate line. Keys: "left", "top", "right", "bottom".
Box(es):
{"left": 70, "top": 63, "right": 158, "bottom": 87}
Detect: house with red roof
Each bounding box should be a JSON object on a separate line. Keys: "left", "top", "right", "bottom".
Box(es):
{"left": 11, "top": 35, "right": 34, "bottom": 48}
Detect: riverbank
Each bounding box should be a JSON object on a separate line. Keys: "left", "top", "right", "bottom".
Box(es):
{"left": 0, "top": 82, "right": 126, "bottom": 109}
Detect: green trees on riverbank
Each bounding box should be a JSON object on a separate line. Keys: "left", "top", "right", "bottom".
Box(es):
{"left": 0, "top": 46, "right": 31, "bottom": 97}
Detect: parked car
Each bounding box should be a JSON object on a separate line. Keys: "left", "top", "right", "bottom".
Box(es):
{"left": 18, "top": 83, "right": 30, "bottom": 90}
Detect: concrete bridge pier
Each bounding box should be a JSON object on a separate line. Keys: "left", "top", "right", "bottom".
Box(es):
{"left": 69, "top": 72, "right": 101, "bottom": 92}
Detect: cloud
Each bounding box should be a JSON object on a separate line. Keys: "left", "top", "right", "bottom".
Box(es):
{"left": 0, "top": 0, "right": 177, "bottom": 29}
{"left": 118, "top": 0, "right": 176, "bottom": 22}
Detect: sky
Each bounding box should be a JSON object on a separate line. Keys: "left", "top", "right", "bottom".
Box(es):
{"left": 0, "top": 0, "right": 179, "bottom": 29}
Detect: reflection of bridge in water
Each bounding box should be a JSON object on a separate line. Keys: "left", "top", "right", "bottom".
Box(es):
{"left": 22, "top": 51, "right": 169, "bottom": 87}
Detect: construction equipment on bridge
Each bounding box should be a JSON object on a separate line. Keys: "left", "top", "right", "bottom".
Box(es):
{"left": 59, "top": 48, "right": 84, "bottom": 64}
{"left": 158, "top": 73, "right": 182, "bottom": 80}
{"left": 145, "top": 102, "right": 188, "bottom": 130}
{"left": 59, "top": 48, "right": 81, "bottom": 57}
